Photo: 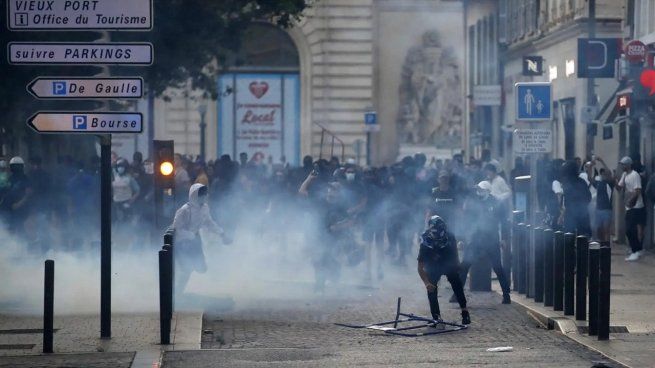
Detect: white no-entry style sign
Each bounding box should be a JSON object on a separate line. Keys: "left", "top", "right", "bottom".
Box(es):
{"left": 8, "top": 42, "right": 153, "bottom": 65}
{"left": 28, "top": 112, "right": 143, "bottom": 133}
{"left": 513, "top": 128, "right": 552, "bottom": 154}
{"left": 28, "top": 77, "right": 143, "bottom": 99}
{"left": 7, "top": 0, "right": 153, "bottom": 30}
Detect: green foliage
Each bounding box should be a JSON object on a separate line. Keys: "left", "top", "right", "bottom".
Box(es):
{"left": 0, "top": 0, "right": 310, "bottom": 155}
{"left": 113, "top": 0, "right": 310, "bottom": 98}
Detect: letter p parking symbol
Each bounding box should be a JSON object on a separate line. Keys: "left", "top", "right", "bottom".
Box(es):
{"left": 53, "top": 82, "right": 67, "bottom": 96}
{"left": 73, "top": 115, "right": 87, "bottom": 130}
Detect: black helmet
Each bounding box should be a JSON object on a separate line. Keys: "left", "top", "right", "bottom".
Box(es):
{"left": 428, "top": 215, "right": 447, "bottom": 242}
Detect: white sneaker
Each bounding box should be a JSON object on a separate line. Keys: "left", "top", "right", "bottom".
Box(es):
{"left": 625, "top": 252, "right": 641, "bottom": 262}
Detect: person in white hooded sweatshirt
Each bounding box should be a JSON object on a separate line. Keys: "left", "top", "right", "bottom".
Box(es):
{"left": 172, "top": 183, "right": 227, "bottom": 295}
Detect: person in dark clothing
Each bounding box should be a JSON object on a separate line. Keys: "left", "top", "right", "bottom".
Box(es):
{"left": 430, "top": 170, "right": 462, "bottom": 236}
{"left": 386, "top": 163, "right": 414, "bottom": 266}
{"left": 417, "top": 215, "right": 471, "bottom": 325}
{"left": 361, "top": 167, "right": 386, "bottom": 281}
{"left": 560, "top": 160, "right": 592, "bottom": 236}
{"left": 1, "top": 157, "right": 32, "bottom": 239}
{"left": 590, "top": 157, "right": 614, "bottom": 242}
{"left": 456, "top": 181, "right": 512, "bottom": 304}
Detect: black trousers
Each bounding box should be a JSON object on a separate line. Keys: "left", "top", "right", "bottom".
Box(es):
{"left": 459, "top": 242, "right": 511, "bottom": 295}
{"left": 625, "top": 207, "right": 646, "bottom": 253}
{"left": 426, "top": 268, "right": 467, "bottom": 320}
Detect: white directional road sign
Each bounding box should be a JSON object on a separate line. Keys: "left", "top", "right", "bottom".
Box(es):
{"left": 7, "top": 0, "right": 153, "bottom": 31}
{"left": 513, "top": 128, "right": 552, "bottom": 154}
{"left": 28, "top": 112, "right": 143, "bottom": 134}
{"left": 8, "top": 42, "right": 153, "bottom": 65}
{"left": 28, "top": 77, "right": 143, "bottom": 99}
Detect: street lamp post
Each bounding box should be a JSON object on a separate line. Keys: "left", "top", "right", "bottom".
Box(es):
{"left": 198, "top": 101, "right": 207, "bottom": 161}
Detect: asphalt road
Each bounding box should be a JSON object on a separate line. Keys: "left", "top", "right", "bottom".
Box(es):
{"left": 163, "top": 277, "right": 620, "bottom": 368}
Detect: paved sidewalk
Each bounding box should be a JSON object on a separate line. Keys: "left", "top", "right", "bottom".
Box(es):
{"left": 163, "top": 282, "right": 616, "bottom": 367}
{"left": 0, "top": 311, "right": 202, "bottom": 368}
{"left": 504, "top": 243, "right": 655, "bottom": 368}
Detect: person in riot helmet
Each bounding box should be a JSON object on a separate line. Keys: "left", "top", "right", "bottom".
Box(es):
{"left": 417, "top": 215, "right": 471, "bottom": 325}
{"left": 172, "top": 183, "right": 228, "bottom": 296}
{"left": 454, "top": 181, "right": 512, "bottom": 304}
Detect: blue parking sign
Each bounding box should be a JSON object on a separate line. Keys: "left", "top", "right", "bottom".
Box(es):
{"left": 365, "top": 111, "right": 377, "bottom": 125}
{"left": 53, "top": 81, "right": 67, "bottom": 95}
{"left": 515, "top": 82, "right": 552, "bottom": 121}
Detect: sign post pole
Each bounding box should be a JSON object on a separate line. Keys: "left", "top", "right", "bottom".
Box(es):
{"left": 515, "top": 82, "right": 554, "bottom": 286}
{"left": 364, "top": 110, "right": 378, "bottom": 166}
{"left": 587, "top": 0, "right": 597, "bottom": 156}
{"left": 10, "top": 1, "right": 154, "bottom": 342}
{"left": 100, "top": 134, "right": 112, "bottom": 339}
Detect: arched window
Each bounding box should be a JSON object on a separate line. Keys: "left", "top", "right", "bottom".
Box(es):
{"left": 232, "top": 22, "right": 299, "bottom": 70}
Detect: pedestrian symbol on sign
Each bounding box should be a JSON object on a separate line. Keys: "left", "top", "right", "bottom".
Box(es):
{"left": 516, "top": 82, "right": 552, "bottom": 121}
{"left": 524, "top": 89, "right": 535, "bottom": 115}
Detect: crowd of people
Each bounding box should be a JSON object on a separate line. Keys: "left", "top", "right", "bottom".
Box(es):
{"left": 0, "top": 148, "right": 650, "bottom": 301}
{"left": 538, "top": 154, "right": 650, "bottom": 262}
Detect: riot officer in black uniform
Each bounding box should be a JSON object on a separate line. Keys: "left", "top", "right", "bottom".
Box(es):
{"left": 417, "top": 215, "right": 471, "bottom": 325}
{"left": 456, "top": 181, "right": 512, "bottom": 304}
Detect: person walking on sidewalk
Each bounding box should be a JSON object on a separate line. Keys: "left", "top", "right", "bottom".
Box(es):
{"left": 618, "top": 156, "right": 645, "bottom": 261}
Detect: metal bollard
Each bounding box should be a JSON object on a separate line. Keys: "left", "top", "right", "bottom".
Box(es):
{"left": 43, "top": 260, "right": 54, "bottom": 354}
{"left": 543, "top": 229, "right": 554, "bottom": 307}
{"left": 598, "top": 245, "right": 611, "bottom": 341}
{"left": 552, "top": 231, "right": 565, "bottom": 311}
{"left": 164, "top": 228, "right": 175, "bottom": 314}
{"left": 575, "top": 236, "right": 588, "bottom": 321}
{"left": 534, "top": 228, "right": 544, "bottom": 303}
{"left": 517, "top": 224, "right": 527, "bottom": 294}
{"left": 525, "top": 225, "right": 533, "bottom": 298}
{"left": 511, "top": 220, "right": 521, "bottom": 292}
{"left": 563, "top": 233, "right": 576, "bottom": 316}
{"left": 588, "top": 242, "right": 600, "bottom": 336}
{"left": 159, "top": 249, "right": 172, "bottom": 344}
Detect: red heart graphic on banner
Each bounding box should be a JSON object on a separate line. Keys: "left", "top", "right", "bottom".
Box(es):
{"left": 249, "top": 81, "right": 269, "bottom": 99}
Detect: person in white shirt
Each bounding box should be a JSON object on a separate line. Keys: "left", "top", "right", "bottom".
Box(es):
{"left": 617, "top": 156, "right": 645, "bottom": 261}
{"left": 484, "top": 163, "right": 512, "bottom": 242}
{"left": 484, "top": 163, "right": 512, "bottom": 202}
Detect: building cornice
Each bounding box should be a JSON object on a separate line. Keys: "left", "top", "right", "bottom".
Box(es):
{"left": 503, "top": 20, "right": 623, "bottom": 61}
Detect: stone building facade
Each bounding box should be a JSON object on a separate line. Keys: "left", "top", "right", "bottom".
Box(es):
{"left": 130, "top": 0, "right": 464, "bottom": 166}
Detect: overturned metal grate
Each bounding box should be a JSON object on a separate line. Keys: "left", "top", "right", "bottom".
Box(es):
{"left": 577, "top": 326, "right": 629, "bottom": 334}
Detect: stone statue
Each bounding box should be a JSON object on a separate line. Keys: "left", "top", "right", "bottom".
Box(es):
{"left": 397, "top": 30, "right": 462, "bottom": 148}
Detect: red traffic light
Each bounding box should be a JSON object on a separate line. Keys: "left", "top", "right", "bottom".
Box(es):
{"left": 639, "top": 69, "right": 655, "bottom": 96}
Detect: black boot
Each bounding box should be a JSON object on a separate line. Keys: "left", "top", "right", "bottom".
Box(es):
{"left": 461, "top": 310, "right": 471, "bottom": 325}
{"left": 502, "top": 293, "right": 511, "bottom": 304}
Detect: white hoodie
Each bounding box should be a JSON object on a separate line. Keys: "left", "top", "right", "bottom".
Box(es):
{"left": 172, "top": 183, "right": 223, "bottom": 242}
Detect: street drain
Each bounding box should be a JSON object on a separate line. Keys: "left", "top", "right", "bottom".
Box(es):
{"left": 0, "top": 329, "right": 59, "bottom": 334}
{"left": 0, "top": 344, "right": 35, "bottom": 350}
{"left": 577, "top": 326, "right": 629, "bottom": 334}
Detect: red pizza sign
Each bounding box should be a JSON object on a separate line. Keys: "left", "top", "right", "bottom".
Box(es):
{"left": 625, "top": 40, "right": 647, "bottom": 63}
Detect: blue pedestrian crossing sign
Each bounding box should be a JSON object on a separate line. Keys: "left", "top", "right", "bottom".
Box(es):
{"left": 515, "top": 82, "right": 552, "bottom": 121}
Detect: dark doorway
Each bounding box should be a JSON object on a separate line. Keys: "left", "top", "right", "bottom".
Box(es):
{"left": 560, "top": 98, "right": 576, "bottom": 160}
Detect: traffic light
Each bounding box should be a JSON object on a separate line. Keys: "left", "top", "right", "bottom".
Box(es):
{"left": 153, "top": 140, "right": 175, "bottom": 191}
